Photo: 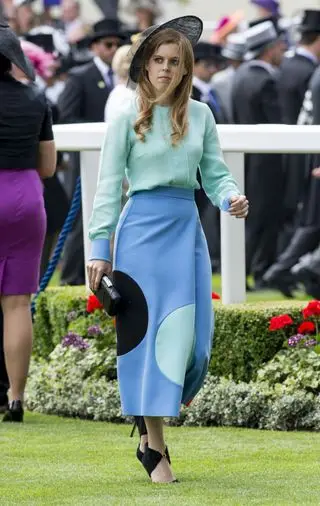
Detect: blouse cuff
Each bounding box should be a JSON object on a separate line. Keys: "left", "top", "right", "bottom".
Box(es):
{"left": 89, "top": 239, "right": 111, "bottom": 262}
{"left": 220, "top": 191, "right": 240, "bottom": 212}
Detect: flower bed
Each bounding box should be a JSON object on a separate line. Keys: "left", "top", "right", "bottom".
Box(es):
{"left": 27, "top": 288, "right": 320, "bottom": 430}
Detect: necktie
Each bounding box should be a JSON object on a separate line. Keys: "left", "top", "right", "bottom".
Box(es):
{"left": 208, "top": 89, "right": 220, "bottom": 114}
{"left": 107, "top": 67, "right": 114, "bottom": 89}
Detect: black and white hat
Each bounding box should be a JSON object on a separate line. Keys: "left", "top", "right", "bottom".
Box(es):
{"left": 244, "top": 20, "right": 278, "bottom": 61}
{"left": 128, "top": 15, "right": 203, "bottom": 88}
{"left": 0, "top": 21, "right": 35, "bottom": 80}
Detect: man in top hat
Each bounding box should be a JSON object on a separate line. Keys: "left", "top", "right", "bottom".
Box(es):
{"left": 269, "top": 10, "right": 320, "bottom": 264}
{"left": 58, "top": 18, "right": 126, "bottom": 286}
{"left": 232, "top": 20, "right": 286, "bottom": 291}
{"left": 192, "top": 41, "right": 227, "bottom": 124}
{"left": 192, "top": 41, "right": 227, "bottom": 273}
{"left": 264, "top": 53, "right": 320, "bottom": 296}
{"left": 212, "top": 33, "right": 246, "bottom": 123}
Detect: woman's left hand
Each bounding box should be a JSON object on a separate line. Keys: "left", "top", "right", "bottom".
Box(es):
{"left": 228, "top": 195, "right": 249, "bottom": 218}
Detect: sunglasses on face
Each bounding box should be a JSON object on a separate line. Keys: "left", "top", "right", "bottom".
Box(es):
{"left": 103, "top": 41, "right": 120, "bottom": 50}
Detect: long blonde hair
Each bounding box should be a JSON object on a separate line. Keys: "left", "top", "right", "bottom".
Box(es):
{"left": 134, "top": 28, "right": 194, "bottom": 146}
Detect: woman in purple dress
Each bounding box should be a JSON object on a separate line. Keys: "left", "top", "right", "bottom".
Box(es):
{"left": 0, "top": 22, "right": 56, "bottom": 422}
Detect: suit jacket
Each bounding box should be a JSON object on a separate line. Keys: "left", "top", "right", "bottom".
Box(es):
{"left": 57, "top": 61, "right": 112, "bottom": 123}
{"left": 212, "top": 66, "right": 236, "bottom": 123}
{"left": 278, "top": 52, "right": 317, "bottom": 125}
{"left": 192, "top": 84, "right": 227, "bottom": 124}
{"left": 232, "top": 61, "right": 284, "bottom": 215}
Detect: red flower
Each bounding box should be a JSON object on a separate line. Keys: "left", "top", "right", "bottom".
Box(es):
{"left": 297, "top": 321, "right": 316, "bottom": 334}
{"left": 269, "top": 314, "right": 293, "bottom": 331}
{"left": 302, "top": 300, "right": 320, "bottom": 319}
{"left": 212, "top": 292, "right": 221, "bottom": 300}
{"left": 86, "top": 294, "right": 103, "bottom": 313}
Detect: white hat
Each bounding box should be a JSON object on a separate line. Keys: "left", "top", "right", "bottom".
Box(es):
{"left": 244, "top": 20, "right": 278, "bottom": 61}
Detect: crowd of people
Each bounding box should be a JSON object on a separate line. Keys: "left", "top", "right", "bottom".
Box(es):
{"left": 0, "top": 0, "right": 320, "bottom": 466}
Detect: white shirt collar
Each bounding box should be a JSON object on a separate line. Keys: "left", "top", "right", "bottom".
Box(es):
{"left": 193, "top": 76, "right": 213, "bottom": 100}
{"left": 296, "top": 47, "right": 318, "bottom": 65}
{"left": 247, "top": 60, "right": 277, "bottom": 75}
{"left": 93, "top": 56, "right": 110, "bottom": 80}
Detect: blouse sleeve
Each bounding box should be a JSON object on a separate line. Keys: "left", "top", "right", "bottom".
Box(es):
{"left": 88, "top": 109, "right": 130, "bottom": 262}
{"left": 199, "top": 105, "right": 240, "bottom": 210}
{"left": 39, "top": 102, "right": 54, "bottom": 141}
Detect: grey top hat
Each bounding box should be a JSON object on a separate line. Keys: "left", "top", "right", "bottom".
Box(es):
{"left": 221, "top": 33, "right": 246, "bottom": 61}
{"left": 244, "top": 20, "right": 278, "bottom": 61}
{"left": 0, "top": 21, "right": 35, "bottom": 81}
{"left": 128, "top": 0, "right": 163, "bottom": 18}
{"left": 128, "top": 15, "right": 203, "bottom": 88}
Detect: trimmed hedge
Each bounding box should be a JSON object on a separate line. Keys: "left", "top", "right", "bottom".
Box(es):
{"left": 33, "top": 287, "right": 305, "bottom": 382}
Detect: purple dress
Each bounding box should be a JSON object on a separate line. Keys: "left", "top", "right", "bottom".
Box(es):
{"left": 0, "top": 75, "right": 53, "bottom": 295}
{"left": 0, "top": 169, "right": 46, "bottom": 294}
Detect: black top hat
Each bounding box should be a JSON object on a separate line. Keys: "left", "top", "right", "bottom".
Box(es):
{"left": 0, "top": 21, "right": 35, "bottom": 80}
{"left": 298, "top": 10, "right": 320, "bottom": 34}
{"left": 128, "top": 15, "right": 203, "bottom": 87}
{"left": 24, "top": 33, "right": 55, "bottom": 53}
{"left": 89, "top": 18, "right": 126, "bottom": 44}
{"left": 194, "top": 41, "right": 224, "bottom": 62}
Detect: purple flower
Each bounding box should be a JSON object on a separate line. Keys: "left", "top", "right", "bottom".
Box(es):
{"left": 87, "top": 325, "right": 102, "bottom": 337}
{"left": 288, "top": 334, "right": 304, "bottom": 347}
{"left": 304, "top": 339, "right": 317, "bottom": 348}
{"left": 67, "top": 311, "right": 77, "bottom": 322}
{"left": 62, "top": 332, "right": 89, "bottom": 350}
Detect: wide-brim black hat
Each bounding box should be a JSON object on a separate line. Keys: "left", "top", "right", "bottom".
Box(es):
{"left": 298, "top": 9, "right": 320, "bottom": 34}
{"left": 0, "top": 22, "right": 35, "bottom": 81}
{"left": 128, "top": 15, "right": 203, "bottom": 88}
{"left": 88, "top": 18, "right": 127, "bottom": 45}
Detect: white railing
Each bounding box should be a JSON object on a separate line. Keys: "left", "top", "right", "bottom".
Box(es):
{"left": 53, "top": 123, "right": 320, "bottom": 304}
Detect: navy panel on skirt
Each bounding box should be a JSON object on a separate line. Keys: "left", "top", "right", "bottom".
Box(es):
{"left": 113, "top": 186, "right": 214, "bottom": 417}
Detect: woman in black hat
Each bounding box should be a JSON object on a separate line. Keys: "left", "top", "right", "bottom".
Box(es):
{"left": 0, "top": 22, "right": 56, "bottom": 423}
{"left": 87, "top": 16, "right": 248, "bottom": 483}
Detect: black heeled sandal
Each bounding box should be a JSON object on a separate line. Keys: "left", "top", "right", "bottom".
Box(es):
{"left": 132, "top": 416, "right": 171, "bottom": 465}
{"left": 141, "top": 445, "right": 178, "bottom": 483}
{"left": 2, "top": 400, "right": 24, "bottom": 422}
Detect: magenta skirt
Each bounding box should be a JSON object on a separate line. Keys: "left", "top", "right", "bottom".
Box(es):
{"left": 0, "top": 169, "right": 46, "bottom": 295}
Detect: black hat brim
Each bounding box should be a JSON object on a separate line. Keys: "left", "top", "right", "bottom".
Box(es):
{"left": 128, "top": 15, "right": 203, "bottom": 87}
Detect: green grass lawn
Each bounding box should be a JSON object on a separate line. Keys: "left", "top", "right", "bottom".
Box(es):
{"left": 1, "top": 413, "right": 320, "bottom": 506}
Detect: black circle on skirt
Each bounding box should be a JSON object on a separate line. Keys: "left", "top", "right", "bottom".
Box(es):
{"left": 113, "top": 270, "right": 149, "bottom": 356}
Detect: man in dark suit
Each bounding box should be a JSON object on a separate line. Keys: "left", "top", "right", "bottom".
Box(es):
{"left": 58, "top": 18, "right": 126, "bottom": 285}
{"left": 277, "top": 10, "right": 320, "bottom": 252}
{"left": 265, "top": 64, "right": 320, "bottom": 296}
{"left": 192, "top": 41, "right": 227, "bottom": 272}
{"left": 232, "top": 20, "right": 286, "bottom": 290}
{"left": 192, "top": 41, "right": 227, "bottom": 124}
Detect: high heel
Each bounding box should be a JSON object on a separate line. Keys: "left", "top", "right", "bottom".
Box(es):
{"left": 141, "top": 445, "right": 178, "bottom": 483}
{"left": 2, "top": 400, "right": 24, "bottom": 422}
{"left": 137, "top": 442, "right": 171, "bottom": 464}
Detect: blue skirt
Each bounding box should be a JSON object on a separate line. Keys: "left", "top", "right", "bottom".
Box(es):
{"left": 113, "top": 187, "right": 214, "bottom": 417}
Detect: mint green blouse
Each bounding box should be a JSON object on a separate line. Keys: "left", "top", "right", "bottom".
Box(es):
{"left": 89, "top": 97, "right": 240, "bottom": 262}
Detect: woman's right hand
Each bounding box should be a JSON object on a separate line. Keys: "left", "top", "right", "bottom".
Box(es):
{"left": 87, "top": 260, "right": 112, "bottom": 292}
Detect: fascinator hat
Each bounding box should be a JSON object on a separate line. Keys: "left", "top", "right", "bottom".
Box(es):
{"left": 0, "top": 21, "right": 35, "bottom": 81}
{"left": 128, "top": 15, "right": 203, "bottom": 88}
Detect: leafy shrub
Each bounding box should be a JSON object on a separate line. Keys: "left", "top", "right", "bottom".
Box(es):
{"left": 34, "top": 288, "right": 306, "bottom": 382}
{"left": 211, "top": 301, "right": 304, "bottom": 381}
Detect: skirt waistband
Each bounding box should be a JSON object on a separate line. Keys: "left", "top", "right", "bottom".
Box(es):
{"left": 132, "top": 186, "right": 194, "bottom": 201}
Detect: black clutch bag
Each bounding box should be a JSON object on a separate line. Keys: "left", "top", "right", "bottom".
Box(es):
{"left": 94, "top": 275, "right": 121, "bottom": 316}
